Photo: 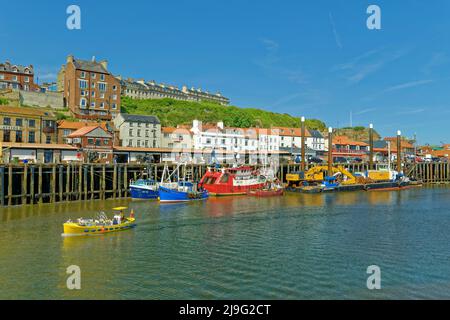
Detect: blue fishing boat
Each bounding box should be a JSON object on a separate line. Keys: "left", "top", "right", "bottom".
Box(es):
{"left": 159, "top": 181, "right": 209, "bottom": 203}
{"left": 158, "top": 164, "right": 209, "bottom": 203}
{"left": 129, "top": 179, "right": 159, "bottom": 200}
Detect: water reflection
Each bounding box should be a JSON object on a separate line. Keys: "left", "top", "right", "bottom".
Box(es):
{"left": 1, "top": 187, "right": 450, "bottom": 299}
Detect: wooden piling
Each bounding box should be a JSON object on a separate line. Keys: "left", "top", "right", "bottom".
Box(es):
{"left": 22, "top": 164, "right": 28, "bottom": 205}
{"left": 8, "top": 165, "right": 12, "bottom": 206}
{"left": 51, "top": 165, "right": 57, "bottom": 203}
{"left": 113, "top": 164, "right": 117, "bottom": 199}
{"left": 0, "top": 166, "right": 5, "bottom": 206}
{"left": 83, "top": 165, "right": 88, "bottom": 200}
{"left": 90, "top": 165, "right": 94, "bottom": 200}
{"left": 66, "top": 164, "right": 71, "bottom": 201}
{"left": 38, "top": 165, "right": 43, "bottom": 204}
{"left": 30, "top": 166, "right": 35, "bottom": 204}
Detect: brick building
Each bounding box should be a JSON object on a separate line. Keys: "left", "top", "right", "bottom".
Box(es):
{"left": 58, "top": 55, "right": 121, "bottom": 121}
{"left": 0, "top": 60, "right": 39, "bottom": 91}
{"left": 66, "top": 125, "right": 113, "bottom": 163}
{"left": 57, "top": 119, "right": 109, "bottom": 144}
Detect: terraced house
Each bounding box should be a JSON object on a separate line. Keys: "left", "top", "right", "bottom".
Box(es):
{"left": 0, "top": 60, "right": 39, "bottom": 91}
{"left": 117, "top": 77, "right": 229, "bottom": 105}
{"left": 58, "top": 55, "right": 121, "bottom": 120}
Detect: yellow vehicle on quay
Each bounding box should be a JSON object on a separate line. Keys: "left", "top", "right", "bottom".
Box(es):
{"left": 62, "top": 207, "right": 136, "bottom": 236}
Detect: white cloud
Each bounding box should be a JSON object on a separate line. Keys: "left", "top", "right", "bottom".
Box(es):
{"left": 329, "top": 12, "right": 342, "bottom": 50}
{"left": 383, "top": 79, "right": 433, "bottom": 93}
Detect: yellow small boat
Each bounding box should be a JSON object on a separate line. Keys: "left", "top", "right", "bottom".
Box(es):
{"left": 63, "top": 207, "right": 136, "bottom": 236}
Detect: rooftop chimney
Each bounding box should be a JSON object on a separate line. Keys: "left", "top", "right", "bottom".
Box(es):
{"left": 100, "top": 60, "right": 108, "bottom": 70}
{"left": 66, "top": 55, "right": 74, "bottom": 64}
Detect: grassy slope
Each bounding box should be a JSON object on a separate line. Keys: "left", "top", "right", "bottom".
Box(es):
{"left": 121, "top": 97, "right": 327, "bottom": 130}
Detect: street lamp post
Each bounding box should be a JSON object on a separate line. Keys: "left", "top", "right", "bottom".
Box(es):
{"left": 369, "top": 123, "right": 374, "bottom": 169}
{"left": 328, "top": 127, "right": 333, "bottom": 175}
{"left": 301, "top": 116, "right": 306, "bottom": 172}
{"left": 397, "top": 130, "right": 402, "bottom": 173}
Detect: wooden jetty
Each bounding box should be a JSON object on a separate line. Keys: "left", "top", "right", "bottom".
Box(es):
{"left": 0, "top": 162, "right": 449, "bottom": 206}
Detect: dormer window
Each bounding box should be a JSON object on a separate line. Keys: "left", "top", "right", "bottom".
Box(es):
{"left": 81, "top": 71, "right": 86, "bottom": 78}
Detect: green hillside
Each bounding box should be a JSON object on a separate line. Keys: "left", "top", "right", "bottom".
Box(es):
{"left": 121, "top": 97, "right": 326, "bottom": 130}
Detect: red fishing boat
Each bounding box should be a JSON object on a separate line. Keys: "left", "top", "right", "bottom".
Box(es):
{"left": 199, "top": 166, "right": 266, "bottom": 196}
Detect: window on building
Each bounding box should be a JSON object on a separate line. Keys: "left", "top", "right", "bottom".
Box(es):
{"left": 98, "top": 83, "right": 107, "bottom": 91}
{"left": 112, "top": 103, "right": 117, "bottom": 110}
{"left": 103, "top": 139, "right": 109, "bottom": 145}
{"left": 15, "top": 130, "right": 23, "bottom": 143}
{"left": 46, "top": 135, "right": 51, "bottom": 144}
{"left": 28, "top": 119, "right": 35, "bottom": 127}
{"left": 91, "top": 83, "right": 95, "bottom": 89}
{"left": 63, "top": 129, "right": 71, "bottom": 136}
{"left": 137, "top": 129, "right": 141, "bottom": 137}
{"left": 80, "top": 98, "right": 87, "bottom": 108}
{"left": 91, "top": 73, "right": 96, "bottom": 79}
{"left": 81, "top": 71, "right": 86, "bottom": 78}
{"left": 88, "top": 138, "right": 94, "bottom": 145}
{"left": 90, "top": 102, "right": 95, "bottom": 108}
{"left": 79, "top": 80, "right": 87, "bottom": 89}
{"left": 3, "top": 117, "right": 11, "bottom": 125}
{"left": 92, "top": 91, "right": 95, "bottom": 97}
{"left": 113, "top": 85, "right": 117, "bottom": 91}
{"left": 3, "top": 130, "right": 10, "bottom": 142}
{"left": 28, "top": 131, "right": 35, "bottom": 143}
{"left": 100, "top": 74, "right": 105, "bottom": 81}
{"left": 112, "top": 94, "right": 117, "bottom": 100}
{"left": 100, "top": 93, "right": 105, "bottom": 99}
{"left": 12, "top": 76, "right": 18, "bottom": 81}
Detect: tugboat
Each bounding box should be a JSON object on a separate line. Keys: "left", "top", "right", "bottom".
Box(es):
{"left": 158, "top": 163, "right": 209, "bottom": 203}
{"left": 62, "top": 207, "right": 136, "bottom": 236}
{"left": 199, "top": 166, "right": 266, "bottom": 196}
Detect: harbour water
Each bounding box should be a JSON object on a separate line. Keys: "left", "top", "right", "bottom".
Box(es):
{"left": 0, "top": 187, "right": 449, "bottom": 299}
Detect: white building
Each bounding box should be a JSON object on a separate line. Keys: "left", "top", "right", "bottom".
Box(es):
{"left": 273, "top": 126, "right": 325, "bottom": 155}
{"left": 191, "top": 120, "right": 259, "bottom": 153}
{"left": 161, "top": 127, "right": 193, "bottom": 150}
{"left": 113, "top": 113, "right": 161, "bottom": 148}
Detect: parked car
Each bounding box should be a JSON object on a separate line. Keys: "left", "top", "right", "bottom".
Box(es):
{"left": 308, "top": 156, "right": 324, "bottom": 164}
{"left": 333, "top": 157, "right": 349, "bottom": 164}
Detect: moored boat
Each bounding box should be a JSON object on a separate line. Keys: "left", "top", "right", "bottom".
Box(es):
{"left": 199, "top": 166, "right": 266, "bottom": 196}
{"left": 158, "top": 163, "right": 209, "bottom": 203}
{"left": 248, "top": 188, "right": 284, "bottom": 197}
{"left": 159, "top": 181, "right": 209, "bottom": 203}
{"left": 129, "top": 179, "right": 159, "bottom": 200}
{"left": 62, "top": 207, "right": 136, "bottom": 236}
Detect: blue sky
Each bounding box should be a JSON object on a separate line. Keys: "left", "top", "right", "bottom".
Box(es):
{"left": 1, "top": 0, "right": 449, "bottom": 144}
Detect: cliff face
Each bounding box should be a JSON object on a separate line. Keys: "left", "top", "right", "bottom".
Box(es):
{"left": 332, "top": 127, "right": 381, "bottom": 141}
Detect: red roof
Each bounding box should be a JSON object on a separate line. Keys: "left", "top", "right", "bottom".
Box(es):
{"left": 68, "top": 126, "right": 105, "bottom": 138}
{"left": 58, "top": 120, "right": 108, "bottom": 130}
{"left": 333, "top": 136, "right": 368, "bottom": 147}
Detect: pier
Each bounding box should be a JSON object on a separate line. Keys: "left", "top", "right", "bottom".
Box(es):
{"left": 0, "top": 162, "right": 449, "bottom": 206}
